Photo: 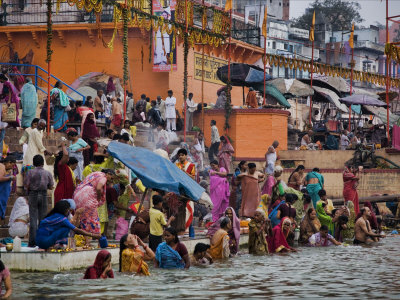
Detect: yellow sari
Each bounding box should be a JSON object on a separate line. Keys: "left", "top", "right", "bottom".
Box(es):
{"left": 121, "top": 248, "right": 150, "bottom": 276}
{"left": 208, "top": 230, "right": 229, "bottom": 259}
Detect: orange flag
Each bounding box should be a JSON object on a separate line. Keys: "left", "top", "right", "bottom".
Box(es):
{"left": 309, "top": 10, "right": 315, "bottom": 42}
{"left": 225, "top": 0, "right": 232, "bottom": 12}
{"left": 349, "top": 23, "right": 355, "bottom": 48}
{"left": 262, "top": 6, "right": 268, "bottom": 38}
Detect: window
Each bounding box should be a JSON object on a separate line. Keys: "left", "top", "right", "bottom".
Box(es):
{"left": 272, "top": 41, "right": 276, "bottom": 49}
{"left": 270, "top": 0, "right": 272, "bottom": 3}
{"left": 284, "top": 44, "right": 288, "bottom": 50}
{"left": 279, "top": 2, "right": 281, "bottom": 6}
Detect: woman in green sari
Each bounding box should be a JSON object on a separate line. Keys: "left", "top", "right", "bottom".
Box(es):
{"left": 316, "top": 201, "right": 334, "bottom": 235}
{"left": 305, "top": 168, "right": 324, "bottom": 209}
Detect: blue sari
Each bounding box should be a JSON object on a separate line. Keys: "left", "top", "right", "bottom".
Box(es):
{"left": 20, "top": 80, "right": 38, "bottom": 128}
{"left": 51, "top": 88, "right": 69, "bottom": 132}
{"left": 155, "top": 242, "right": 185, "bottom": 269}
{"left": 305, "top": 171, "right": 324, "bottom": 209}
{"left": 36, "top": 213, "right": 76, "bottom": 249}
{"left": 0, "top": 180, "right": 11, "bottom": 219}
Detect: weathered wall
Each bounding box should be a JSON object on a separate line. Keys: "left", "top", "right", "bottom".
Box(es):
{"left": 278, "top": 149, "right": 400, "bottom": 169}
{"left": 194, "top": 108, "right": 289, "bottom": 159}
{"left": 281, "top": 169, "right": 400, "bottom": 198}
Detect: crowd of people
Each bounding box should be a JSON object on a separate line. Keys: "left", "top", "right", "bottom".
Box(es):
{"left": 0, "top": 70, "right": 395, "bottom": 297}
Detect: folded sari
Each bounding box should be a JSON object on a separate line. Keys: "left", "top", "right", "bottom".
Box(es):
{"left": 155, "top": 242, "right": 185, "bottom": 269}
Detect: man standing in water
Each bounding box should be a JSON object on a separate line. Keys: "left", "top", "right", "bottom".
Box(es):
{"left": 354, "top": 207, "right": 385, "bottom": 244}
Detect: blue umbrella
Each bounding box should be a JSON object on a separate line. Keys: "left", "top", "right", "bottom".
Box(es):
{"left": 107, "top": 142, "right": 204, "bottom": 201}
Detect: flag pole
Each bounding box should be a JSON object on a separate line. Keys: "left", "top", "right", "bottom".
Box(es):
{"left": 183, "top": 0, "right": 188, "bottom": 141}
{"left": 386, "top": 0, "right": 390, "bottom": 139}
{"left": 349, "top": 46, "right": 354, "bottom": 131}
{"left": 262, "top": 6, "right": 267, "bottom": 105}
{"left": 309, "top": 39, "right": 314, "bottom": 126}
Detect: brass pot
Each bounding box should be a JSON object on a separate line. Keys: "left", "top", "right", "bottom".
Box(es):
{"left": 6, "top": 243, "right": 13, "bottom": 252}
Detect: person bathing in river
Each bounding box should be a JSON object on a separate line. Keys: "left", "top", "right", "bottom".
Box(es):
{"left": 299, "top": 208, "right": 321, "bottom": 244}
{"left": 354, "top": 207, "right": 385, "bottom": 245}
{"left": 119, "top": 234, "right": 155, "bottom": 275}
{"left": 36, "top": 200, "right": 101, "bottom": 250}
{"left": 269, "top": 217, "right": 296, "bottom": 253}
{"left": 208, "top": 216, "right": 231, "bottom": 259}
{"left": 190, "top": 243, "right": 213, "bottom": 266}
{"left": 84, "top": 250, "right": 114, "bottom": 279}
{"left": 316, "top": 189, "right": 334, "bottom": 215}
{"left": 248, "top": 208, "right": 269, "bottom": 255}
{"left": 207, "top": 207, "right": 240, "bottom": 255}
{"left": 308, "top": 225, "right": 341, "bottom": 247}
{"left": 305, "top": 168, "right": 324, "bottom": 209}
{"left": 209, "top": 160, "right": 230, "bottom": 222}
{"left": 155, "top": 227, "right": 190, "bottom": 269}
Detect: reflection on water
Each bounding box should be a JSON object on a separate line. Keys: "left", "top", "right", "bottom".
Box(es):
{"left": 11, "top": 237, "right": 400, "bottom": 299}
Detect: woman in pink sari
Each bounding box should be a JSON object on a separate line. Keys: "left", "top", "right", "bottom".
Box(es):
{"left": 269, "top": 217, "right": 296, "bottom": 253}
{"left": 0, "top": 74, "right": 20, "bottom": 127}
{"left": 343, "top": 164, "right": 361, "bottom": 215}
{"left": 209, "top": 160, "right": 230, "bottom": 221}
{"left": 11, "top": 67, "right": 25, "bottom": 92}
{"left": 217, "top": 136, "right": 234, "bottom": 174}
{"left": 73, "top": 169, "right": 114, "bottom": 245}
{"left": 261, "top": 165, "right": 283, "bottom": 196}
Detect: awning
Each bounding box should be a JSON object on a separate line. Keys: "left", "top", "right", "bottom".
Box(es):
{"left": 364, "top": 106, "right": 400, "bottom": 127}
{"left": 312, "top": 86, "right": 348, "bottom": 112}
{"left": 107, "top": 142, "right": 205, "bottom": 201}
{"left": 254, "top": 83, "right": 291, "bottom": 108}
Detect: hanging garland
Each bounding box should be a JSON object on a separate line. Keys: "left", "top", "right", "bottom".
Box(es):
{"left": 265, "top": 53, "right": 400, "bottom": 88}
{"left": 385, "top": 43, "right": 400, "bottom": 65}
{"left": 46, "top": 0, "right": 53, "bottom": 63}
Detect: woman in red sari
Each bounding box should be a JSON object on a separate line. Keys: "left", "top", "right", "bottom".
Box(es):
{"left": 82, "top": 112, "right": 99, "bottom": 166}
{"left": 343, "top": 165, "right": 361, "bottom": 215}
{"left": 269, "top": 217, "right": 296, "bottom": 253}
{"left": 11, "top": 67, "right": 25, "bottom": 92}
{"left": 83, "top": 250, "right": 114, "bottom": 279}
{"left": 54, "top": 142, "right": 78, "bottom": 204}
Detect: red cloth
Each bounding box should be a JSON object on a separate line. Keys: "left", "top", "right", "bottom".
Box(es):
{"left": 112, "top": 114, "right": 122, "bottom": 127}
{"left": 54, "top": 163, "right": 75, "bottom": 204}
{"left": 83, "top": 250, "right": 114, "bottom": 279}
{"left": 343, "top": 168, "right": 359, "bottom": 214}
{"left": 106, "top": 77, "right": 115, "bottom": 94}
{"left": 12, "top": 66, "right": 25, "bottom": 92}
{"left": 392, "top": 125, "right": 400, "bottom": 151}
{"left": 82, "top": 113, "right": 100, "bottom": 140}
{"left": 269, "top": 217, "right": 292, "bottom": 253}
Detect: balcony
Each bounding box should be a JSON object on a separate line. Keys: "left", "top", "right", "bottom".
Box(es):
{"left": 354, "top": 40, "right": 384, "bottom": 54}
{"left": 0, "top": 1, "right": 115, "bottom": 26}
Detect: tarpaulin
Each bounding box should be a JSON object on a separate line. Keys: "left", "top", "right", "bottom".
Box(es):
{"left": 107, "top": 142, "right": 204, "bottom": 201}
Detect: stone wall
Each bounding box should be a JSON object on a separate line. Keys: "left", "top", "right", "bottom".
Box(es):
{"left": 281, "top": 169, "right": 400, "bottom": 199}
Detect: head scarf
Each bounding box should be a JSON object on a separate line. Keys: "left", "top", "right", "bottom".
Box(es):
{"left": 82, "top": 112, "right": 100, "bottom": 140}
{"left": 106, "top": 77, "right": 116, "bottom": 94}
{"left": 65, "top": 199, "right": 76, "bottom": 210}
{"left": 270, "top": 217, "right": 292, "bottom": 253}
{"left": 8, "top": 197, "right": 29, "bottom": 225}
{"left": 83, "top": 250, "right": 114, "bottom": 279}
{"left": 258, "top": 194, "right": 270, "bottom": 216}
{"left": 207, "top": 207, "right": 240, "bottom": 252}
{"left": 300, "top": 208, "right": 321, "bottom": 243}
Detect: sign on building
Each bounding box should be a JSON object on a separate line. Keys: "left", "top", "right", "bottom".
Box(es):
{"left": 194, "top": 53, "right": 226, "bottom": 85}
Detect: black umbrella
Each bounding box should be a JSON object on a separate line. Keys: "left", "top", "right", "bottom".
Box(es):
{"left": 216, "top": 63, "right": 272, "bottom": 87}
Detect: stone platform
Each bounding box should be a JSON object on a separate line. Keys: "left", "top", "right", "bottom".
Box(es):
{"left": 1, "top": 234, "right": 249, "bottom": 272}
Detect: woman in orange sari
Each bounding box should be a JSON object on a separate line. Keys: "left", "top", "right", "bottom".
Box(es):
{"left": 119, "top": 234, "right": 155, "bottom": 275}
{"left": 208, "top": 216, "right": 231, "bottom": 259}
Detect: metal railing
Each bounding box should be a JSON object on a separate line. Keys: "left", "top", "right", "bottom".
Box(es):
{"left": 0, "top": 1, "right": 114, "bottom": 26}
{"left": 0, "top": 62, "right": 85, "bottom": 103}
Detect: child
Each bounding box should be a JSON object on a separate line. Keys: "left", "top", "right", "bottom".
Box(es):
{"left": 149, "top": 195, "right": 174, "bottom": 252}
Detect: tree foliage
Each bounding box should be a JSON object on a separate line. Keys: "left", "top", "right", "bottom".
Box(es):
{"left": 291, "top": 0, "right": 364, "bottom": 32}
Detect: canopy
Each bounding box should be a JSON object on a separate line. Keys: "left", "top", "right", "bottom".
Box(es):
{"left": 301, "top": 75, "right": 350, "bottom": 96}
{"left": 339, "top": 94, "right": 389, "bottom": 107}
{"left": 253, "top": 83, "right": 291, "bottom": 108}
{"left": 364, "top": 106, "right": 400, "bottom": 127}
{"left": 216, "top": 63, "right": 272, "bottom": 86}
{"left": 268, "top": 78, "right": 314, "bottom": 98}
{"left": 107, "top": 142, "right": 204, "bottom": 201}
{"left": 312, "top": 86, "right": 348, "bottom": 112}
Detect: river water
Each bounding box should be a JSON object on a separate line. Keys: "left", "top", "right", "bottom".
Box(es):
{"left": 11, "top": 236, "right": 400, "bottom": 299}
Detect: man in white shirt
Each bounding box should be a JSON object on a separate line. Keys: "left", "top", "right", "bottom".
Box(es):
{"left": 185, "top": 92, "right": 197, "bottom": 132}
{"left": 156, "top": 95, "right": 166, "bottom": 121}
{"left": 126, "top": 92, "right": 134, "bottom": 121}
{"left": 165, "top": 90, "right": 176, "bottom": 132}
{"left": 209, "top": 119, "right": 220, "bottom": 161}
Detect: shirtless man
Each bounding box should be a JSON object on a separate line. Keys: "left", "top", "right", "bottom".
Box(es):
{"left": 354, "top": 207, "right": 385, "bottom": 245}
{"left": 94, "top": 90, "right": 104, "bottom": 118}
{"left": 110, "top": 97, "right": 122, "bottom": 130}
